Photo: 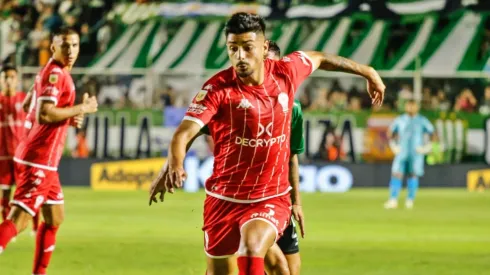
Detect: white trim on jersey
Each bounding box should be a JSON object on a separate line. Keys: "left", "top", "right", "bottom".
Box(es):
{"left": 13, "top": 157, "right": 57, "bottom": 171}
{"left": 10, "top": 200, "right": 36, "bottom": 216}
{"left": 206, "top": 186, "right": 291, "bottom": 204}
{"left": 37, "top": 96, "right": 58, "bottom": 106}
{"left": 270, "top": 74, "right": 290, "bottom": 194}
{"left": 0, "top": 156, "right": 13, "bottom": 160}
{"left": 296, "top": 51, "right": 316, "bottom": 75}
{"left": 45, "top": 200, "right": 64, "bottom": 205}
{"left": 240, "top": 217, "right": 279, "bottom": 243}
{"left": 0, "top": 184, "right": 11, "bottom": 190}
{"left": 218, "top": 90, "right": 234, "bottom": 195}
{"left": 203, "top": 249, "right": 237, "bottom": 259}
{"left": 232, "top": 88, "right": 249, "bottom": 198}
{"left": 183, "top": 116, "right": 205, "bottom": 128}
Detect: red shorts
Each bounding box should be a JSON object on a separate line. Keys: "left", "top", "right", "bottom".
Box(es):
{"left": 0, "top": 159, "right": 15, "bottom": 190}
{"left": 202, "top": 194, "right": 291, "bottom": 258}
{"left": 11, "top": 163, "right": 64, "bottom": 216}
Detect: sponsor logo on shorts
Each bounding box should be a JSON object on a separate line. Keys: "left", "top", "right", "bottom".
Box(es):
{"left": 187, "top": 103, "right": 207, "bottom": 114}
{"left": 250, "top": 204, "right": 279, "bottom": 227}
{"left": 34, "top": 195, "right": 44, "bottom": 209}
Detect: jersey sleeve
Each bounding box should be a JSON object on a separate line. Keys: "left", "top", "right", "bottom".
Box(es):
{"left": 280, "top": 51, "right": 315, "bottom": 90}
{"left": 183, "top": 84, "right": 222, "bottom": 128}
{"left": 38, "top": 68, "right": 65, "bottom": 106}
{"left": 290, "top": 101, "right": 305, "bottom": 154}
{"left": 423, "top": 117, "right": 435, "bottom": 134}
{"left": 389, "top": 117, "right": 400, "bottom": 134}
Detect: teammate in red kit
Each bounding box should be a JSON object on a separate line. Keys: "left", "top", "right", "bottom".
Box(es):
{"left": 149, "top": 13, "right": 385, "bottom": 275}
{"left": 0, "top": 27, "right": 98, "bottom": 275}
{"left": 0, "top": 64, "right": 41, "bottom": 235}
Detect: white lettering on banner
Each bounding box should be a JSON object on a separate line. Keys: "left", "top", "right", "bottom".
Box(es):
{"left": 235, "top": 135, "right": 286, "bottom": 148}
{"left": 187, "top": 103, "right": 207, "bottom": 114}
{"left": 182, "top": 156, "right": 354, "bottom": 193}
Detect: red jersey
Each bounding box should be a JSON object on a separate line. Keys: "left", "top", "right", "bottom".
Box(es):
{"left": 0, "top": 92, "right": 26, "bottom": 160}
{"left": 14, "top": 59, "right": 76, "bottom": 171}
{"left": 184, "top": 51, "right": 314, "bottom": 203}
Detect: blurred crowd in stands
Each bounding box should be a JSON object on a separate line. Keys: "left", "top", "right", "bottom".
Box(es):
{"left": 0, "top": 0, "right": 115, "bottom": 66}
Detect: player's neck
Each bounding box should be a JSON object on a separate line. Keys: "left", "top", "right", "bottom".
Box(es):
{"left": 1, "top": 89, "right": 15, "bottom": 96}
{"left": 51, "top": 58, "right": 73, "bottom": 71}
{"left": 238, "top": 63, "right": 265, "bottom": 86}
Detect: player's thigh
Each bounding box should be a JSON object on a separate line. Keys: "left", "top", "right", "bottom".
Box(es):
{"left": 206, "top": 256, "right": 236, "bottom": 275}
{"left": 285, "top": 253, "right": 301, "bottom": 275}
{"left": 11, "top": 164, "right": 52, "bottom": 216}
{"left": 265, "top": 243, "right": 290, "bottom": 275}
{"left": 409, "top": 155, "right": 425, "bottom": 177}
{"left": 239, "top": 195, "right": 292, "bottom": 257}
{"left": 6, "top": 205, "right": 33, "bottom": 231}
{"left": 42, "top": 172, "right": 65, "bottom": 226}
{"left": 391, "top": 156, "right": 406, "bottom": 177}
{"left": 203, "top": 196, "right": 243, "bottom": 258}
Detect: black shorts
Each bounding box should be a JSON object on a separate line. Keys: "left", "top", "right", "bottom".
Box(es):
{"left": 277, "top": 217, "right": 299, "bottom": 255}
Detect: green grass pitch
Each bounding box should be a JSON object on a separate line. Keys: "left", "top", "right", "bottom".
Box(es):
{"left": 1, "top": 188, "right": 489, "bottom": 275}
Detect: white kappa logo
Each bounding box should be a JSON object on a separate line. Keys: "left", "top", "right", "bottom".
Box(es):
{"left": 237, "top": 98, "right": 254, "bottom": 109}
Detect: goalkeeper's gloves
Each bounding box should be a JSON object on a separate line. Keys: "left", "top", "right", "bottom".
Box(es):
{"left": 389, "top": 140, "right": 401, "bottom": 155}
{"left": 416, "top": 142, "right": 433, "bottom": 155}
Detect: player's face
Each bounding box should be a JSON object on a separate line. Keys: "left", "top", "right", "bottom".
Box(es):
{"left": 226, "top": 32, "right": 267, "bottom": 78}
{"left": 405, "top": 102, "right": 419, "bottom": 115}
{"left": 266, "top": 51, "right": 280, "bottom": 61}
{"left": 0, "top": 69, "right": 17, "bottom": 92}
{"left": 51, "top": 34, "right": 80, "bottom": 68}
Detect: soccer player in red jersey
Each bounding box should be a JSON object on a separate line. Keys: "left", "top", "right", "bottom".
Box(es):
{"left": 0, "top": 64, "right": 41, "bottom": 235}
{"left": 149, "top": 13, "right": 385, "bottom": 275}
{"left": 0, "top": 27, "right": 98, "bottom": 275}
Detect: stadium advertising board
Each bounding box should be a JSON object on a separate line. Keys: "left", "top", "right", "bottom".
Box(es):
{"left": 183, "top": 156, "right": 354, "bottom": 193}
{"left": 77, "top": 109, "right": 476, "bottom": 162}
{"left": 466, "top": 169, "right": 490, "bottom": 191}
{"left": 91, "top": 158, "right": 166, "bottom": 190}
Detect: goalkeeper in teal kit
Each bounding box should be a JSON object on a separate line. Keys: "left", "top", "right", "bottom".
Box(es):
{"left": 385, "top": 99, "right": 435, "bottom": 209}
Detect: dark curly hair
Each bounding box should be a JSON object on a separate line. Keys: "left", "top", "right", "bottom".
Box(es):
{"left": 225, "top": 12, "right": 266, "bottom": 37}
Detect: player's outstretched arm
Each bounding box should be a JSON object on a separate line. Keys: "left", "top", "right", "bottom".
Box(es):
{"left": 302, "top": 51, "right": 385, "bottom": 105}
{"left": 38, "top": 93, "right": 98, "bottom": 124}
{"left": 289, "top": 154, "right": 305, "bottom": 238}
{"left": 22, "top": 84, "right": 34, "bottom": 113}
{"left": 149, "top": 120, "right": 201, "bottom": 205}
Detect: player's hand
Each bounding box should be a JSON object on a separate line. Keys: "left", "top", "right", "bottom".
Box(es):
{"left": 81, "top": 93, "right": 98, "bottom": 114}
{"left": 389, "top": 141, "right": 400, "bottom": 155}
{"left": 165, "top": 163, "right": 187, "bottom": 192}
{"left": 72, "top": 113, "right": 84, "bottom": 129}
{"left": 365, "top": 67, "right": 385, "bottom": 106}
{"left": 292, "top": 204, "right": 305, "bottom": 238}
{"left": 149, "top": 163, "right": 169, "bottom": 205}
{"left": 416, "top": 143, "right": 432, "bottom": 155}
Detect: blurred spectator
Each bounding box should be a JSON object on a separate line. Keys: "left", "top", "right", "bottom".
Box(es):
{"left": 479, "top": 86, "right": 490, "bottom": 115}
{"left": 307, "top": 88, "right": 329, "bottom": 111}
{"left": 319, "top": 129, "right": 346, "bottom": 162}
{"left": 39, "top": 2, "right": 62, "bottom": 32}
{"left": 72, "top": 129, "right": 89, "bottom": 158}
{"left": 421, "top": 87, "right": 432, "bottom": 110}
{"left": 330, "top": 90, "right": 347, "bottom": 111}
{"left": 349, "top": 96, "right": 362, "bottom": 112}
{"left": 396, "top": 84, "right": 412, "bottom": 111}
{"left": 435, "top": 89, "right": 451, "bottom": 112}
{"left": 454, "top": 88, "right": 477, "bottom": 112}
{"left": 426, "top": 135, "right": 445, "bottom": 165}
{"left": 97, "top": 21, "right": 112, "bottom": 53}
